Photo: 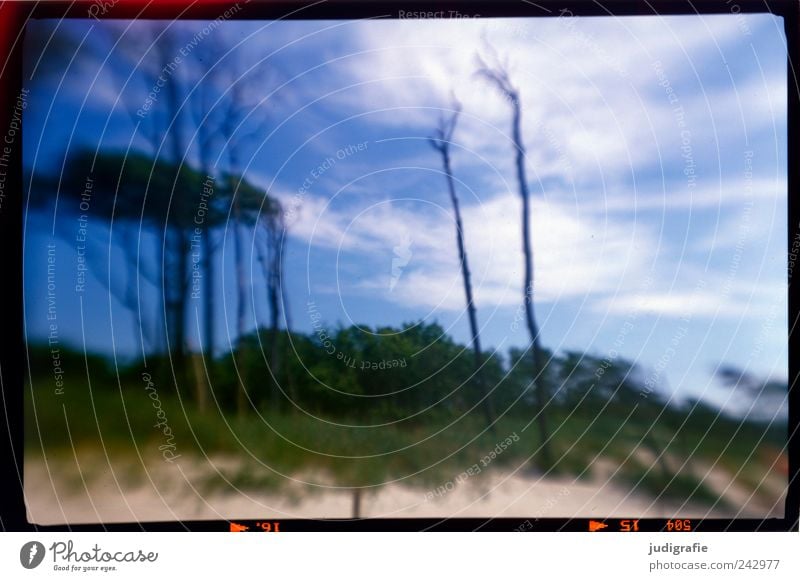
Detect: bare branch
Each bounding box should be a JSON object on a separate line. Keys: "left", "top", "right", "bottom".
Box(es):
{"left": 428, "top": 94, "right": 462, "bottom": 154}
{"left": 444, "top": 96, "right": 463, "bottom": 142}
{"left": 475, "top": 41, "right": 518, "bottom": 102}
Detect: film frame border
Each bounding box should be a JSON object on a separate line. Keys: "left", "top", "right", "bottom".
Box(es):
{"left": 0, "top": 0, "right": 797, "bottom": 533}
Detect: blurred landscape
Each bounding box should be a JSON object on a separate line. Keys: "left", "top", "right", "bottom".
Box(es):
{"left": 22, "top": 15, "right": 788, "bottom": 522}
{"left": 25, "top": 334, "right": 787, "bottom": 522}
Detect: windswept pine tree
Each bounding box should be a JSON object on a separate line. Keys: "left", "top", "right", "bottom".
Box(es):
{"left": 46, "top": 147, "right": 284, "bottom": 412}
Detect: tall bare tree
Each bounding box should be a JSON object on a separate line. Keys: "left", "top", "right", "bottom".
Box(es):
{"left": 476, "top": 48, "right": 553, "bottom": 468}
{"left": 428, "top": 97, "right": 496, "bottom": 429}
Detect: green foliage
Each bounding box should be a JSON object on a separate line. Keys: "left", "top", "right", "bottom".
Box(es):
{"left": 24, "top": 326, "right": 788, "bottom": 506}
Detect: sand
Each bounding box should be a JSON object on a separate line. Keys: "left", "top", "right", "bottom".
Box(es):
{"left": 23, "top": 450, "right": 784, "bottom": 524}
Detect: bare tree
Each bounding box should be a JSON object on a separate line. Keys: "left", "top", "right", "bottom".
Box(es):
{"left": 428, "top": 97, "right": 496, "bottom": 429}
{"left": 476, "top": 46, "right": 553, "bottom": 468}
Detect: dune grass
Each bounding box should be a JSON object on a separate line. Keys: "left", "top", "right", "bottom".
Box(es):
{"left": 25, "top": 376, "right": 786, "bottom": 513}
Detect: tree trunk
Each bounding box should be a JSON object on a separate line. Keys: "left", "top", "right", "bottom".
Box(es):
{"left": 268, "top": 236, "right": 282, "bottom": 410}
{"left": 225, "top": 135, "right": 248, "bottom": 418}
{"left": 161, "top": 226, "right": 187, "bottom": 391}
{"left": 277, "top": 233, "right": 297, "bottom": 404}
{"left": 198, "top": 219, "right": 213, "bottom": 413}
{"left": 280, "top": 243, "right": 293, "bottom": 332}
{"left": 233, "top": 205, "right": 247, "bottom": 418}
{"left": 163, "top": 57, "right": 188, "bottom": 395}
{"left": 257, "top": 227, "right": 283, "bottom": 410}
{"left": 510, "top": 96, "right": 553, "bottom": 469}
{"left": 439, "top": 147, "right": 496, "bottom": 429}
{"left": 191, "top": 351, "right": 207, "bottom": 412}
{"left": 175, "top": 228, "right": 189, "bottom": 391}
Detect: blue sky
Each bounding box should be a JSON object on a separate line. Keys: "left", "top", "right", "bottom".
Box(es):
{"left": 23, "top": 14, "right": 788, "bottom": 418}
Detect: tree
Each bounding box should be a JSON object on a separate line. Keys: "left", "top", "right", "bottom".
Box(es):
{"left": 100, "top": 23, "right": 198, "bottom": 391}
{"left": 184, "top": 38, "right": 283, "bottom": 413}
{"left": 428, "top": 96, "right": 496, "bottom": 430}
{"left": 188, "top": 44, "right": 226, "bottom": 413}
{"left": 220, "top": 169, "right": 284, "bottom": 415}
{"left": 715, "top": 365, "right": 788, "bottom": 421}
{"left": 476, "top": 46, "right": 553, "bottom": 468}
{"left": 48, "top": 148, "right": 205, "bottom": 358}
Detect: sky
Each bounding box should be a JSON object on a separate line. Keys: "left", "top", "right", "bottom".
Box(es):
{"left": 22, "top": 14, "right": 788, "bottom": 418}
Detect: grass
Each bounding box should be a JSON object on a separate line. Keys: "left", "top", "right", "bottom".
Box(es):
{"left": 616, "top": 458, "right": 729, "bottom": 509}
{"left": 25, "top": 378, "right": 784, "bottom": 509}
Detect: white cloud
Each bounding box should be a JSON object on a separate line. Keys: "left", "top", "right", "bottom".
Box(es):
{"left": 579, "top": 177, "right": 787, "bottom": 213}
{"left": 600, "top": 291, "right": 740, "bottom": 318}
{"left": 31, "top": 16, "right": 787, "bottom": 326}
{"left": 300, "top": 14, "right": 786, "bottom": 189}
{"left": 285, "top": 171, "right": 786, "bottom": 322}
{"left": 289, "top": 189, "right": 655, "bottom": 311}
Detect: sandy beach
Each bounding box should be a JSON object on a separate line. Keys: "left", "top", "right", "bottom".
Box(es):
{"left": 24, "top": 450, "right": 784, "bottom": 524}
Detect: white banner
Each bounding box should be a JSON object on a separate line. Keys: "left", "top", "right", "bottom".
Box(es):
{"left": 1, "top": 532, "right": 798, "bottom": 579}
